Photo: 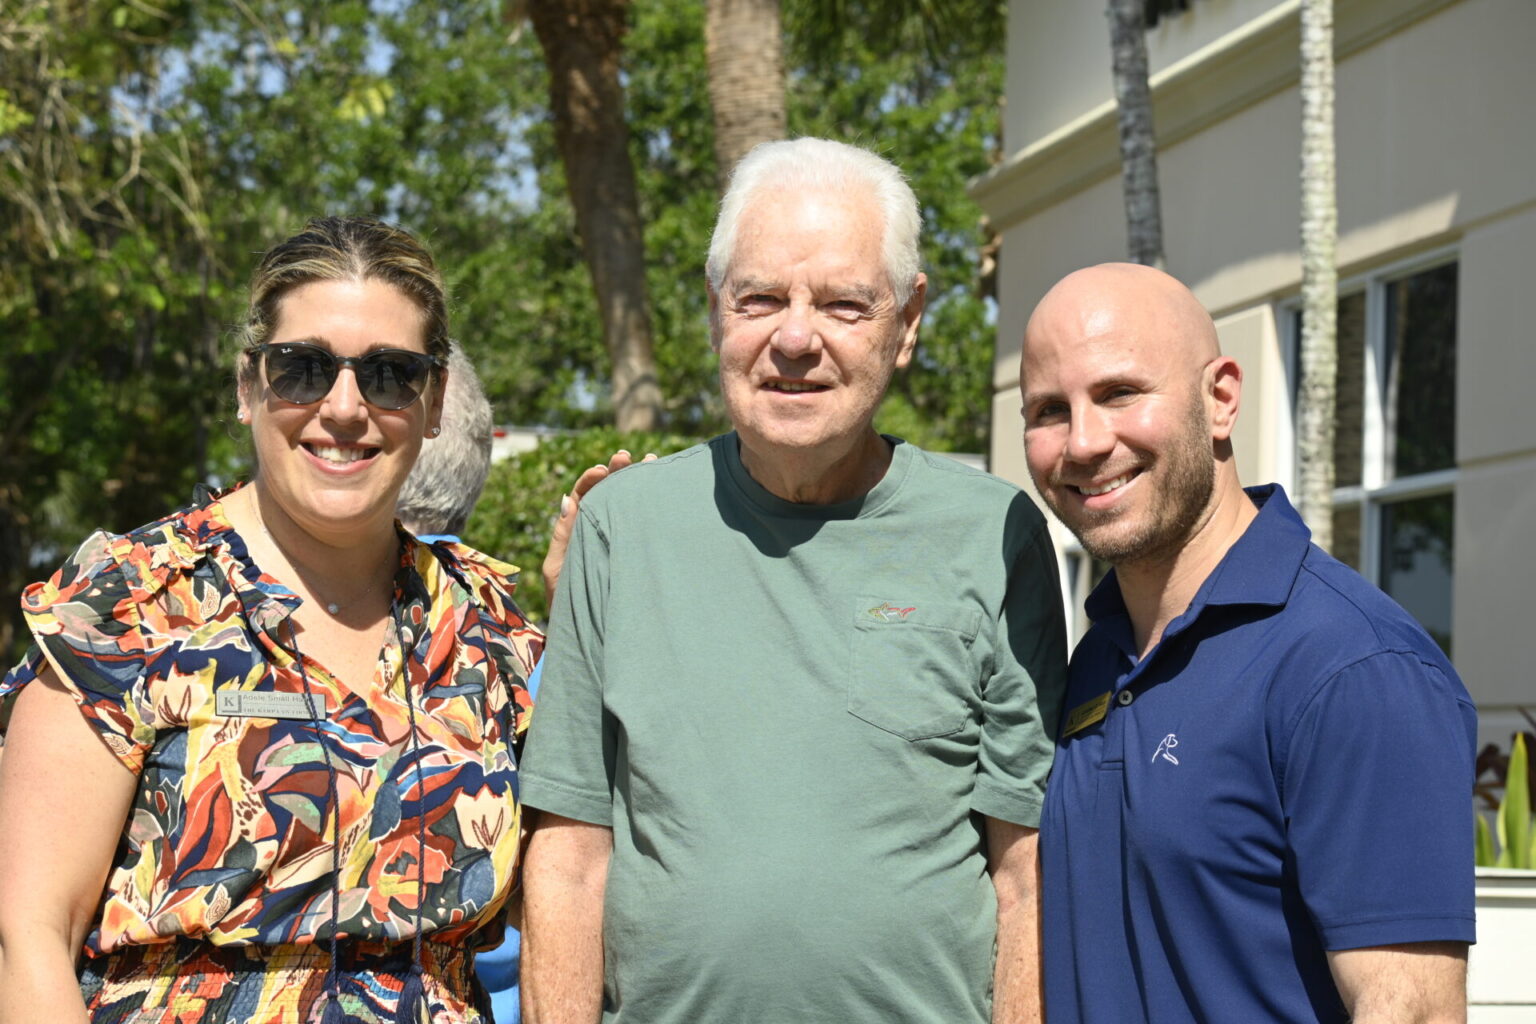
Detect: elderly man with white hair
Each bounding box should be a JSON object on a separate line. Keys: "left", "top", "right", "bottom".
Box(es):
{"left": 518, "top": 138, "right": 1068, "bottom": 1024}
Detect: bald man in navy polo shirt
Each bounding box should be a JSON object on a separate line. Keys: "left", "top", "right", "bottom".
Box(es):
{"left": 1020, "top": 263, "right": 1474, "bottom": 1023}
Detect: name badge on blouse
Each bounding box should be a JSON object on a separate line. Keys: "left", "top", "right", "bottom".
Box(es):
{"left": 215, "top": 691, "right": 326, "bottom": 720}
{"left": 1061, "top": 691, "right": 1111, "bottom": 737}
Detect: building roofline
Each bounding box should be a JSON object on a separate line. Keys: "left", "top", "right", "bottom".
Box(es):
{"left": 970, "top": 0, "right": 1460, "bottom": 231}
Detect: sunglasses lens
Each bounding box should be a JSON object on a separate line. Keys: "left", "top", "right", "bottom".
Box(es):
{"left": 260, "top": 345, "right": 432, "bottom": 410}
{"left": 357, "top": 352, "right": 430, "bottom": 410}
{"left": 265, "top": 346, "right": 336, "bottom": 404}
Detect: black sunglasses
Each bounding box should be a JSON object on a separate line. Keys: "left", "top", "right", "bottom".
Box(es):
{"left": 248, "top": 343, "right": 441, "bottom": 410}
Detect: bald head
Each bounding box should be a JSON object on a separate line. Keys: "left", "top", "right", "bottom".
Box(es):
{"left": 1025, "top": 262, "right": 1220, "bottom": 371}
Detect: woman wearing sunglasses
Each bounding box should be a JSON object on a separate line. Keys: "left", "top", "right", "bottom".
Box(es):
{"left": 0, "top": 217, "right": 545, "bottom": 1024}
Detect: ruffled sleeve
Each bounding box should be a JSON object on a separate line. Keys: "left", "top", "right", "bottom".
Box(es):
{"left": 1, "top": 530, "right": 168, "bottom": 772}
{"left": 436, "top": 543, "right": 542, "bottom": 737}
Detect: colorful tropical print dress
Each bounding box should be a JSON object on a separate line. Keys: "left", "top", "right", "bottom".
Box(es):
{"left": 0, "top": 486, "right": 540, "bottom": 1023}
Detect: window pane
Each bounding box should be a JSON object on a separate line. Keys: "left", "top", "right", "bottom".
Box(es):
{"left": 1379, "top": 493, "right": 1454, "bottom": 657}
{"left": 1331, "top": 504, "right": 1361, "bottom": 569}
{"left": 1385, "top": 263, "right": 1458, "bottom": 477}
{"left": 1333, "top": 292, "right": 1367, "bottom": 487}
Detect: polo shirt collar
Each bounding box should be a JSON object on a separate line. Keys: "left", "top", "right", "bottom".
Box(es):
{"left": 1083, "top": 483, "right": 1313, "bottom": 632}
{"left": 1201, "top": 484, "right": 1311, "bottom": 608}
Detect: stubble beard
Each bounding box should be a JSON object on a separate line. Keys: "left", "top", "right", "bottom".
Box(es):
{"left": 1047, "top": 399, "right": 1217, "bottom": 569}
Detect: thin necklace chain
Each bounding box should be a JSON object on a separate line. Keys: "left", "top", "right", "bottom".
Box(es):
{"left": 256, "top": 513, "right": 388, "bottom": 616}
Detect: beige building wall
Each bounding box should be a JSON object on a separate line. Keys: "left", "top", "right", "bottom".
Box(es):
{"left": 979, "top": 0, "right": 1536, "bottom": 713}
{"left": 1451, "top": 206, "right": 1536, "bottom": 709}
{"left": 1003, "top": 0, "right": 1286, "bottom": 155}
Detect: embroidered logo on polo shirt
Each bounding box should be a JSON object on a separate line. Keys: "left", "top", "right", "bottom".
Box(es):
{"left": 867, "top": 601, "right": 917, "bottom": 622}
{"left": 1152, "top": 733, "right": 1180, "bottom": 765}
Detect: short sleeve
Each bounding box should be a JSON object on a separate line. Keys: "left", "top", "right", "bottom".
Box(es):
{"left": 971, "top": 517, "right": 1069, "bottom": 827}
{"left": 1, "top": 531, "right": 158, "bottom": 771}
{"left": 449, "top": 544, "right": 543, "bottom": 737}
{"left": 518, "top": 506, "right": 616, "bottom": 827}
{"left": 1283, "top": 651, "right": 1477, "bottom": 949}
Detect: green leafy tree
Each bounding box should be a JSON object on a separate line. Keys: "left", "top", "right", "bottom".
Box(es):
{"left": 624, "top": 0, "right": 724, "bottom": 431}
{"left": 4, "top": 0, "right": 1010, "bottom": 658}
{"left": 521, "top": 0, "right": 1009, "bottom": 449}
{"left": 521, "top": 0, "right": 664, "bottom": 431}
{"left": 164, "top": 0, "right": 579, "bottom": 425}
{"left": 1, "top": 0, "right": 596, "bottom": 656}
{"left": 1, "top": 0, "right": 225, "bottom": 656}
{"left": 786, "top": 1, "right": 1006, "bottom": 453}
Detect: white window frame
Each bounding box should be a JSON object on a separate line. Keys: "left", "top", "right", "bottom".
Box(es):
{"left": 1277, "top": 245, "right": 1459, "bottom": 589}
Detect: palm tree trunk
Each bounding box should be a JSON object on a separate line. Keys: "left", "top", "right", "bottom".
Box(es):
{"left": 705, "top": 0, "right": 786, "bottom": 193}
{"left": 525, "top": 0, "right": 662, "bottom": 430}
{"left": 1106, "top": 0, "right": 1166, "bottom": 268}
{"left": 1296, "top": 0, "right": 1338, "bottom": 550}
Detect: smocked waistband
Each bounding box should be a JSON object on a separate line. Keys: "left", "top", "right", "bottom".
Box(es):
{"left": 80, "top": 938, "right": 488, "bottom": 1024}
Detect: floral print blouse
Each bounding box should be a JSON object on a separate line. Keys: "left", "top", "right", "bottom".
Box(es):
{"left": 0, "top": 486, "right": 539, "bottom": 959}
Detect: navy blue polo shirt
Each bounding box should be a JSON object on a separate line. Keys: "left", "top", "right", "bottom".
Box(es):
{"left": 1041, "top": 485, "right": 1476, "bottom": 1023}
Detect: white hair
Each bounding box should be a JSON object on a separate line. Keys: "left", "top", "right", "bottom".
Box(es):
{"left": 397, "top": 342, "right": 494, "bottom": 538}
{"left": 706, "top": 138, "right": 922, "bottom": 305}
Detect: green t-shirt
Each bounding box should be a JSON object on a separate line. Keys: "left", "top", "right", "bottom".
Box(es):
{"left": 520, "top": 435, "right": 1067, "bottom": 1023}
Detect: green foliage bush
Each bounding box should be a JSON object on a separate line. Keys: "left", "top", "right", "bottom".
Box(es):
{"left": 465, "top": 427, "right": 706, "bottom": 624}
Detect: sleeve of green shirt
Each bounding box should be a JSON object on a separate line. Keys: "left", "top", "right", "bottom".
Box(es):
{"left": 518, "top": 504, "right": 616, "bottom": 826}
{"left": 970, "top": 510, "right": 1069, "bottom": 828}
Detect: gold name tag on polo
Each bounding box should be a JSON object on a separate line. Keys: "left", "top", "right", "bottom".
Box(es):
{"left": 215, "top": 691, "right": 325, "bottom": 720}
{"left": 1061, "top": 692, "right": 1111, "bottom": 737}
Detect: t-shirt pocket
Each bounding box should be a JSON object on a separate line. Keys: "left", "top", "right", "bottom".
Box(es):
{"left": 846, "top": 595, "right": 980, "bottom": 741}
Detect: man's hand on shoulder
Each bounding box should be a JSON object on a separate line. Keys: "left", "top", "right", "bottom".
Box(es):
{"left": 1327, "top": 942, "right": 1468, "bottom": 1023}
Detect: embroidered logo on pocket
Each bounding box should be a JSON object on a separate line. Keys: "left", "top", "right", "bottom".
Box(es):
{"left": 867, "top": 601, "right": 917, "bottom": 622}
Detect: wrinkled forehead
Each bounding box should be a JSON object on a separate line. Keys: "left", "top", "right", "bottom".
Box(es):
{"left": 726, "top": 188, "right": 888, "bottom": 279}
